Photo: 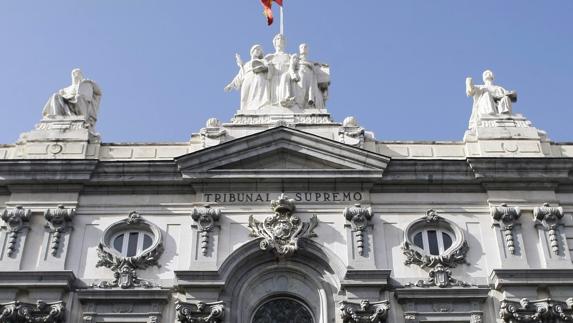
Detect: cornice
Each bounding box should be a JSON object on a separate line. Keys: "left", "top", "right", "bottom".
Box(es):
{"left": 0, "top": 271, "right": 75, "bottom": 290}
{"left": 0, "top": 160, "right": 97, "bottom": 184}
{"left": 77, "top": 288, "right": 171, "bottom": 302}
{"left": 490, "top": 269, "right": 573, "bottom": 290}
{"left": 395, "top": 287, "right": 490, "bottom": 302}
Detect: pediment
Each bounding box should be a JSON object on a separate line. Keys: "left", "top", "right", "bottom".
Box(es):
{"left": 175, "top": 127, "right": 389, "bottom": 181}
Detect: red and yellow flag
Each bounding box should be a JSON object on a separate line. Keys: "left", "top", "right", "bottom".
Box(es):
{"left": 261, "top": 0, "right": 283, "bottom": 26}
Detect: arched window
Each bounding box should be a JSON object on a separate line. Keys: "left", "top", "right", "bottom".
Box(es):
{"left": 111, "top": 231, "right": 154, "bottom": 257}
{"left": 252, "top": 298, "right": 314, "bottom": 323}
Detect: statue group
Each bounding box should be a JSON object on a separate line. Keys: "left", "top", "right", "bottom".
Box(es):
{"left": 42, "top": 68, "right": 102, "bottom": 129}
{"left": 225, "top": 34, "right": 330, "bottom": 111}
{"left": 466, "top": 69, "right": 517, "bottom": 127}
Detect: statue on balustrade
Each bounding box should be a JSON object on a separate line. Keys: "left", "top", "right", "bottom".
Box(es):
{"left": 466, "top": 69, "right": 517, "bottom": 126}
{"left": 42, "top": 68, "right": 102, "bottom": 128}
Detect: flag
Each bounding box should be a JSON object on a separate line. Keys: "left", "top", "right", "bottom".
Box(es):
{"left": 261, "top": 0, "right": 283, "bottom": 26}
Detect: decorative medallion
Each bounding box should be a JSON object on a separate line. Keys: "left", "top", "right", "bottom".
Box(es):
{"left": 0, "top": 300, "right": 65, "bottom": 323}
{"left": 339, "top": 300, "right": 390, "bottom": 323}
{"left": 176, "top": 300, "right": 224, "bottom": 323}
{"left": 44, "top": 205, "right": 76, "bottom": 256}
{"left": 248, "top": 194, "right": 318, "bottom": 257}
{"left": 500, "top": 298, "right": 573, "bottom": 322}
{"left": 490, "top": 203, "right": 521, "bottom": 254}
{"left": 94, "top": 211, "right": 163, "bottom": 289}
{"left": 343, "top": 204, "right": 373, "bottom": 256}
{"left": 534, "top": 203, "right": 564, "bottom": 255}
{"left": 191, "top": 206, "right": 221, "bottom": 256}
{"left": 1, "top": 205, "right": 32, "bottom": 257}
{"left": 401, "top": 209, "right": 469, "bottom": 288}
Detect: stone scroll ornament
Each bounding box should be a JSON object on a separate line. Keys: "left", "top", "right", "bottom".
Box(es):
{"left": 339, "top": 300, "right": 390, "bottom": 323}
{"left": 248, "top": 193, "right": 318, "bottom": 257}
{"left": 401, "top": 210, "right": 470, "bottom": 288}
{"left": 44, "top": 205, "right": 76, "bottom": 256}
{"left": 176, "top": 300, "right": 224, "bottom": 323}
{"left": 0, "top": 300, "right": 65, "bottom": 323}
{"left": 490, "top": 203, "right": 521, "bottom": 254}
{"left": 534, "top": 203, "right": 564, "bottom": 256}
{"left": 95, "top": 212, "right": 164, "bottom": 289}
{"left": 500, "top": 298, "right": 573, "bottom": 322}
{"left": 1, "top": 205, "right": 32, "bottom": 257}
{"left": 343, "top": 204, "right": 373, "bottom": 256}
{"left": 191, "top": 206, "right": 221, "bottom": 256}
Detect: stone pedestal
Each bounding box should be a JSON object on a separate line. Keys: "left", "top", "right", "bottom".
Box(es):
{"left": 15, "top": 117, "right": 100, "bottom": 159}
{"left": 464, "top": 114, "right": 550, "bottom": 157}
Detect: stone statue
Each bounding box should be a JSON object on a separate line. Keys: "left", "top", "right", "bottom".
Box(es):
{"left": 265, "top": 34, "right": 295, "bottom": 107}
{"left": 42, "top": 68, "right": 102, "bottom": 128}
{"left": 225, "top": 44, "right": 271, "bottom": 111}
{"left": 466, "top": 70, "right": 517, "bottom": 126}
{"left": 295, "top": 43, "right": 325, "bottom": 110}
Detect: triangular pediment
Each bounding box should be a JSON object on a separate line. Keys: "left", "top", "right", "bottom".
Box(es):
{"left": 175, "top": 127, "right": 389, "bottom": 181}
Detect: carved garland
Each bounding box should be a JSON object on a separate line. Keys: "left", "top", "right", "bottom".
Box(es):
{"left": 401, "top": 209, "right": 469, "bottom": 288}
{"left": 343, "top": 204, "right": 373, "bottom": 256}
{"left": 0, "top": 300, "right": 65, "bottom": 323}
{"left": 248, "top": 194, "right": 318, "bottom": 257}
{"left": 500, "top": 298, "right": 573, "bottom": 322}
{"left": 1, "top": 205, "right": 32, "bottom": 257}
{"left": 490, "top": 203, "right": 521, "bottom": 254}
{"left": 44, "top": 205, "right": 76, "bottom": 256}
{"left": 534, "top": 203, "right": 564, "bottom": 255}
{"left": 95, "top": 211, "right": 164, "bottom": 289}
{"left": 176, "top": 300, "right": 224, "bottom": 323}
{"left": 339, "top": 300, "right": 390, "bottom": 323}
{"left": 191, "top": 206, "right": 221, "bottom": 256}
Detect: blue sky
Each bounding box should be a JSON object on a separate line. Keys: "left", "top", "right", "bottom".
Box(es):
{"left": 0, "top": 1, "right": 572, "bottom": 143}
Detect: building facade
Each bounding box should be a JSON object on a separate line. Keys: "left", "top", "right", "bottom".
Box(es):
{"left": 0, "top": 36, "right": 573, "bottom": 323}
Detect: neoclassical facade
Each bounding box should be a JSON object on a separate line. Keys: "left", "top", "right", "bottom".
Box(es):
{"left": 1, "top": 37, "right": 573, "bottom": 323}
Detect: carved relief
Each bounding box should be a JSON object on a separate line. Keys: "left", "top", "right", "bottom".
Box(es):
{"left": 534, "top": 203, "right": 564, "bottom": 255}
{"left": 248, "top": 193, "right": 318, "bottom": 257}
{"left": 500, "top": 298, "right": 573, "bottom": 322}
{"left": 1, "top": 205, "right": 32, "bottom": 257}
{"left": 44, "top": 204, "right": 76, "bottom": 256}
{"left": 339, "top": 116, "right": 366, "bottom": 147}
{"left": 471, "top": 313, "right": 483, "bottom": 323}
{"left": 95, "top": 211, "right": 163, "bottom": 289}
{"left": 401, "top": 210, "right": 469, "bottom": 288}
{"left": 191, "top": 206, "right": 221, "bottom": 256}
{"left": 339, "top": 300, "right": 390, "bottom": 323}
{"left": 200, "top": 118, "right": 226, "bottom": 148}
{"left": 176, "top": 300, "right": 224, "bottom": 323}
{"left": 343, "top": 204, "right": 373, "bottom": 256}
{"left": 490, "top": 203, "right": 521, "bottom": 254}
{"left": 0, "top": 300, "right": 65, "bottom": 323}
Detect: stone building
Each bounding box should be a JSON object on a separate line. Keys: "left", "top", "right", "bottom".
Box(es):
{"left": 0, "top": 37, "right": 572, "bottom": 323}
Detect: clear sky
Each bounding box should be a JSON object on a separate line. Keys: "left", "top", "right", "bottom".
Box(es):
{"left": 0, "top": 1, "right": 572, "bottom": 143}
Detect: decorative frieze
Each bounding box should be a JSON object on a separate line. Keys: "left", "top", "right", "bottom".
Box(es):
{"left": 406, "top": 264, "right": 472, "bottom": 288}
{"left": 1, "top": 205, "right": 32, "bottom": 257}
{"left": 343, "top": 204, "right": 373, "bottom": 256}
{"left": 248, "top": 193, "right": 318, "bottom": 257}
{"left": 0, "top": 300, "right": 65, "bottom": 323}
{"left": 191, "top": 206, "right": 221, "bottom": 256}
{"left": 490, "top": 203, "right": 521, "bottom": 254}
{"left": 95, "top": 211, "right": 164, "bottom": 289}
{"left": 534, "top": 203, "right": 564, "bottom": 255}
{"left": 44, "top": 205, "right": 76, "bottom": 256}
{"left": 500, "top": 298, "right": 573, "bottom": 322}
{"left": 339, "top": 300, "right": 390, "bottom": 323}
{"left": 176, "top": 300, "right": 224, "bottom": 323}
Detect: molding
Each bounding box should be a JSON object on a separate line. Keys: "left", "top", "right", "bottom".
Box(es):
{"left": 395, "top": 287, "right": 490, "bottom": 301}
{"left": 343, "top": 204, "right": 373, "bottom": 256}
{"left": 44, "top": 205, "right": 76, "bottom": 256}
{"left": 0, "top": 300, "right": 65, "bottom": 323}
{"left": 191, "top": 206, "right": 221, "bottom": 256}
{"left": 0, "top": 271, "right": 75, "bottom": 290}
{"left": 0, "top": 160, "right": 97, "bottom": 184}
{"left": 490, "top": 269, "right": 573, "bottom": 290}
{"left": 500, "top": 298, "right": 573, "bottom": 322}
{"left": 77, "top": 288, "right": 171, "bottom": 302}
{"left": 339, "top": 300, "right": 390, "bottom": 323}
{"left": 175, "top": 300, "right": 224, "bottom": 323}
{"left": 340, "top": 269, "right": 391, "bottom": 289}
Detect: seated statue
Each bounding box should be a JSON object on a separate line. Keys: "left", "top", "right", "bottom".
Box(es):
{"left": 466, "top": 70, "right": 517, "bottom": 126}
{"left": 42, "top": 68, "right": 102, "bottom": 128}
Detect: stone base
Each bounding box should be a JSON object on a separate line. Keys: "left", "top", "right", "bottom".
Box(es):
{"left": 14, "top": 117, "right": 101, "bottom": 159}
{"left": 464, "top": 115, "right": 550, "bottom": 157}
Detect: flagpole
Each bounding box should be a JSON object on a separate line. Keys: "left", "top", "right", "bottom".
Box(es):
{"left": 280, "top": 5, "right": 284, "bottom": 35}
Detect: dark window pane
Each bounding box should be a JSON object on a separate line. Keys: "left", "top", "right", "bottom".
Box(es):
{"left": 427, "top": 230, "right": 439, "bottom": 255}
{"left": 253, "top": 298, "right": 314, "bottom": 323}
{"left": 113, "top": 234, "right": 124, "bottom": 252}
{"left": 143, "top": 234, "right": 153, "bottom": 250}
{"left": 127, "top": 232, "right": 139, "bottom": 257}
{"left": 442, "top": 232, "right": 453, "bottom": 250}
{"left": 413, "top": 232, "right": 424, "bottom": 249}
